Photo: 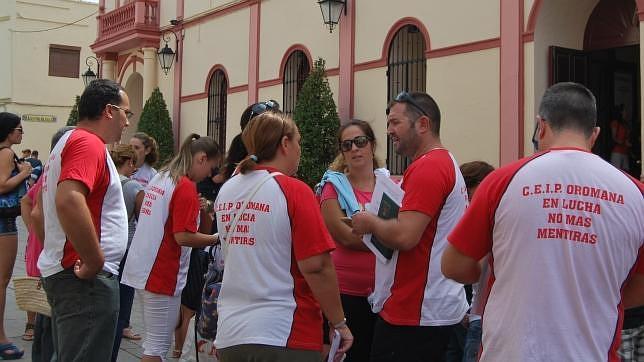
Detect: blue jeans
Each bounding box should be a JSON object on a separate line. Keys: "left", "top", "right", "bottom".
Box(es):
{"left": 42, "top": 269, "right": 120, "bottom": 362}
{"left": 111, "top": 283, "right": 135, "bottom": 362}
{"left": 462, "top": 319, "right": 482, "bottom": 362}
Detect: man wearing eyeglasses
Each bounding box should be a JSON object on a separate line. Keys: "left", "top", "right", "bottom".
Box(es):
{"left": 37, "top": 79, "right": 130, "bottom": 361}
{"left": 352, "top": 91, "right": 469, "bottom": 361}
{"left": 442, "top": 82, "right": 644, "bottom": 361}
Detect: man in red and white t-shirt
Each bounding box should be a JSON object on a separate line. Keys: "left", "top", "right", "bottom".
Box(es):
{"left": 37, "top": 79, "right": 130, "bottom": 361}
{"left": 443, "top": 82, "right": 644, "bottom": 362}
{"left": 352, "top": 91, "right": 469, "bottom": 361}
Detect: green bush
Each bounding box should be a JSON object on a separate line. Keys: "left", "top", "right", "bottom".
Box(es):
{"left": 137, "top": 87, "right": 175, "bottom": 165}
{"left": 66, "top": 95, "right": 80, "bottom": 126}
{"left": 292, "top": 58, "right": 340, "bottom": 188}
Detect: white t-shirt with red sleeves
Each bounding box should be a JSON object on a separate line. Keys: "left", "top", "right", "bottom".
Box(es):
{"left": 448, "top": 148, "right": 644, "bottom": 362}
{"left": 214, "top": 167, "right": 335, "bottom": 352}
{"left": 38, "top": 129, "right": 128, "bottom": 277}
{"left": 371, "top": 149, "right": 469, "bottom": 326}
{"left": 121, "top": 174, "right": 200, "bottom": 296}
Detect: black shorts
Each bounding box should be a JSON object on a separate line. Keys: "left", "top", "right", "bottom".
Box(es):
{"left": 0, "top": 216, "right": 17, "bottom": 235}
{"left": 370, "top": 316, "right": 455, "bottom": 362}
{"left": 181, "top": 248, "right": 208, "bottom": 311}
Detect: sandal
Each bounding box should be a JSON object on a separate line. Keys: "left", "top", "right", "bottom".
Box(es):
{"left": 22, "top": 323, "right": 35, "bottom": 341}
{"left": 0, "top": 342, "right": 24, "bottom": 360}
{"left": 122, "top": 327, "right": 142, "bottom": 341}
{"left": 171, "top": 348, "right": 182, "bottom": 358}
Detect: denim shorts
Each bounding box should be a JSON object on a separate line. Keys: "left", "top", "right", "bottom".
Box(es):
{"left": 0, "top": 217, "right": 17, "bottom": 235}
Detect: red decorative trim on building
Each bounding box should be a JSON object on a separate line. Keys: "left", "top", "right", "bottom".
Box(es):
{"left": 182, "top": 0, "right": 258, "bottom": 28}
{"left": 525, "top": 0, "right": 542, "bottom": 37}
{"left": 499, "top": 0, "right": 524, "bottom": 165}
{"left": 118, "top": 55, "right": 144, "bottom": 84}
{"left": 248, "top": 2, "right": 260, "bottom": 104}
{"left": 229, "top": 84, "right": 249, "bottom": 93}
{"left": 326, "top": 67, "right": 340, "bottom": 76}
{"left": 255, "top": 67, "right": 339, "bottom": 91}
{"left": 353, "top": 37, "right": 500, "bottom": 72}
{"left": 257, "top": 78, "right": 281, "bottom": 88}
{"left": 279, "top": 44, "right": 314, "bottom": 82}
{"left": 180, "top": 84, "right": 248, "bottom": 103}
{"left": 181, "top": 93, "right": 207, "bottom": 102}
{"left": 382, "top": 17, "right": 431, "bottom": 61}
{"left": 204, "top": 64, "right": 229, "bottom": 93}
{"left": 100, "top": 52, "right": 118, "bottom": 61}
{"left": 338, "top": 0, "right": 355, "bottom": 122}
{"left": 427, "top": 38, "right": 500, "bottom": 58}
{"left": 353, "top": 58, "right": 387, "bottom": 72}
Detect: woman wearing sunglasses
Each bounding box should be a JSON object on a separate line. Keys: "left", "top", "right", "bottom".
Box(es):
{"left": 317, "top": 119, "right": 388, "bottom": 361}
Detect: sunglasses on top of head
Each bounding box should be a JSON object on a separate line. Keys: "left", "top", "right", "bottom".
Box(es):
{"left": 386, "top": 91, "right": 430, "bottom": 120}
{"left": 340, "top": 135, "right": 372, "bottom": 152}
{"left": 249, "top": 100, "right": 280, "bottom": 120}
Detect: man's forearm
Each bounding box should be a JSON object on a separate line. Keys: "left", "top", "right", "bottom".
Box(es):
{"left": 57, "top": 193, "right": 104, "bottom": 273}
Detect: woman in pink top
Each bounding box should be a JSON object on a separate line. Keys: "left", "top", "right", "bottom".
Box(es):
{"left": 319, "top": 119, "right": 386, "bottom": 361}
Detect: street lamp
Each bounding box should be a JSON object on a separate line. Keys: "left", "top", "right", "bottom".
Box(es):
{"left": 157, "top": 31, "right": 177, "bottom": 75}
{"left": 318, "top": 0, "right": 346, "bottom": 33}
{"left": 82, "top": 56, "right": 100, "bottom": 86}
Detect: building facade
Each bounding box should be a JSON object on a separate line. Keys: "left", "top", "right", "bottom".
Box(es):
{"left": 1, "top": 0, "right": 98, "bottom": 155}
{"left": 93, "top": 0, "right": 643, "bottom": 177}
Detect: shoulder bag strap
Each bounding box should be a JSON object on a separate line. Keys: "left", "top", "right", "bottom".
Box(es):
{"left": 220, "top": 171, "right": 282, "bottom": 257}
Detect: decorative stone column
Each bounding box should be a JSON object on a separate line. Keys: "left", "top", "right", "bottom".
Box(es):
{"left": 142, "top": 47, "right": 158, "bottom": 103}
{"left": 101, "top": 60, "right": 116, "bottom": 81}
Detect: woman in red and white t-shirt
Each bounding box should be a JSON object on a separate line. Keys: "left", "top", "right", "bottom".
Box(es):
{"left": 121, "top": 134, "right": 221, "bottom": 361}
{"left": 214, "top": 111, "right": 353, "bottom": 361}
{"left": 319, "top": 120, "right": 386, "bottom": 361}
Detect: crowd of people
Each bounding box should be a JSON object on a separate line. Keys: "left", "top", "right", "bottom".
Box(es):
{"left": 0, "top": 79, "right": 641, "bottom": 362}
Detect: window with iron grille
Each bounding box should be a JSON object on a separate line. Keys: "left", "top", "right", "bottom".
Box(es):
{"left": 387, "top": 25, "right": 427, "bottom": 175}
{"left": 49, "top": 45, "right": 81, "bottom": 78}
{"left": 207, "top": 70, "right": 227, "bottom": 149}
{"left": 283, "top": 50, "right": 310, "bottom": 115}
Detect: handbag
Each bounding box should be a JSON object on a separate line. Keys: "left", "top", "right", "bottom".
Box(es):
{"left": 0, "top": 151, "right": 27, "bottom": 218}
{"left": 13, "top": 276, "right": 51, "bottom": 317}
{"left": 196, "top": 245, "right": 223, "bottom": 340}
{"left": 196, "top": 171, "right": 282, "bottom": 341}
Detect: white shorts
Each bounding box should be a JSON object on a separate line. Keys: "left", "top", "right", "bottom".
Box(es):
{"left": 140, "top": 290, "right": 181, "bottom": 360}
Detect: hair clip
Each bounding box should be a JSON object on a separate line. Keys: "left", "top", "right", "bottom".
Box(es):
{"left": 249, "top": 154, "right": 258, "bottom": 162}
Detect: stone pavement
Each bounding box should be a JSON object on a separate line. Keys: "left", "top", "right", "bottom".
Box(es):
{"left": 3, "top": 218, "right": 183, "bottom": 361}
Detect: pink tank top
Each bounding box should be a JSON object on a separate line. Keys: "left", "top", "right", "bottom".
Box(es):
{"left": 320, "top": 183, "right": 375, "bottom": 297}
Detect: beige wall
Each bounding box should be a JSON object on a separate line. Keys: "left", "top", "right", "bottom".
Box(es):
{"left": 354, "top": 68, "right": 388, "bottom": 163}
{"left": 1, "top": 0, "right": 97, "bottom": 157}
{"left": 179, "top": 91, "right": 248, "bottom": 151}
{"left": 182, "top": 0, "right": 238, "bottom": 22}
{"left": 0, "top": 1, "right": 16, "bottom": 102}
{"left": 355, "top": 0, "right": 500, "bottom": 64}
{"left": 532, "top": 0, "right": 597, "bottom": 120}
{"left": 181, "top": 8, "right": 250, "bottom": 96}
{"left": 428, "top": 48, "right": 500, "bottom": 167}
{"left": 221, "top": 91, "right": 248, "bottom": 149}
{"left": 259, "top": 0, "right": 338, "bottom": 81}
{"left": 524, "top": 41, "right": 535, "bottom": 156}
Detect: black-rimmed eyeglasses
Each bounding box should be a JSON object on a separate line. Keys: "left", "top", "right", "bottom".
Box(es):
{"left": 13, "top": 128, "right": 24, "bottom": 134}
{"left": 249, "top": 100, "right": 280, "bottom": 120}
{"left": 387, "top": 91, "right": 430, "bottom": 120}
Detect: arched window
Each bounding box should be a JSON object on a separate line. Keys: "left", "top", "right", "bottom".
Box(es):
{"left": 283, "top": 50, "right": 310, "bottom": 115}
{"left": 207, "top": 69, "right": 227, "bottom": 149}
{"left": 387, "top": 24, "right": 427, "bottom": 174}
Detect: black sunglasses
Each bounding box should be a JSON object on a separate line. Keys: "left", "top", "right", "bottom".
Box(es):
{"left": 387, "top": 91, "right": 430, "bottom": 120}
{"left": 340, "top": 135, "right": 371, "bottom": 152}
{"left": 249, "top": 100, "right": 280, "bottom": 120}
